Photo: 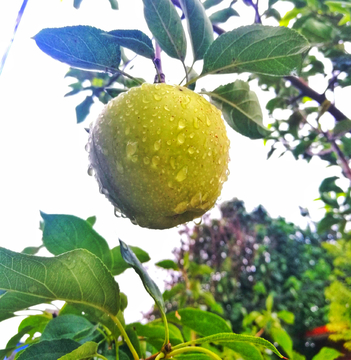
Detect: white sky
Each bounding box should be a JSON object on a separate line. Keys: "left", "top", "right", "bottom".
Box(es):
{"left": 0, "top": 0, "right": 350, "bottom": 349}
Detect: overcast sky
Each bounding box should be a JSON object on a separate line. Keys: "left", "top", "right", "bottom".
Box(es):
{"left": 1, "top": 0, "right": 350, "bottom": 349}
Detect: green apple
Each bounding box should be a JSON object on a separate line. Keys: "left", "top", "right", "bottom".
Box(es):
{"left": 88, "top": 83, "right": 230, "bottom": 229}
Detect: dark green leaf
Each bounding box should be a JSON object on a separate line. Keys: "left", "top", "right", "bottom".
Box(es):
{"left": 76, "top": 95, "right": 94, "bottom": 124}
{"left": 34, "top": 26, "right": 121, "bottom": 72}
{"left": 202, "top": 25, "right": 309, "bottom": 77}
{"left": 186, "top": 66, "right": 199, "bottom": 91}
{"left": 109, "top": 0, "right": 119, "bottom": 10}
{"left": 179, "top": 0, "right": 214, "bottom": 61}
{"left": 319, "top": 177, "right": 343, "bottom": 194}
{"left": 105, "top": 87, "right": 127, "bottom": 98}
{"left": 110, "top": 245, "right": 150, "bottom": 276}
{"left": 18, "top": 314, "right": 51, "bottom": 339}
{"left": 264, "top": 8, "right": 281, "bottom": 21}
{"left": 312, "top": 347, "right": 343, "bottom": 360}
{"left": 0, "top": 248, "right": 119, "bottom": 316}
{"left": 301, "top": 18, "right": 335, "bottom": 43}
{"left": 155, "top": 259, "right": 179, "bottom": 270}
{"left": 58, "top": 341, "right": 98, "bottom": 360}
{"left": 86, "top": 216, "right": 96, "bottom": 227}
{"left": 209, "top": 8, "right": 239, "bottom": 24}
{"left": 202, "top": 0, "right": 224, "bottom": 9}
{"left": 167, "top": 308, "right": 231, "bottom": 336}
{"left": 41, "top": 213, "right": 112, "bottom": 270}
{"left": 206, "top": 80, "right": 269, "bottom": 139}
{"left": 317, "top": 213, "right": 340, "bottom": 234}
{"left": 142, "top": 0, "right": 187, "bottom": 60}
{"left": 17, "top": 339, "right": 80, "bottom": 360}
{"left": 5, "top": 326, "right": 34, "bottom": 353}
{"left": 21, "top": 246, "right": 42, "bottom": 255}
{"left": 119, "top": 240, "right": 164, "bottom": 311}
{"left": 334, "top": 119, "right": 351, "bottom": 135}
{"left": 41, "top": 315, "right": 96, "bottom": 342}
{"left": 125, "top": 327, "right": 142, "bottom": 359}
{"left": 107, "top": 30, "right": 155, "bottom": 59}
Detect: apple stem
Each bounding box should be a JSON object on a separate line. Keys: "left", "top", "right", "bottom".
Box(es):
{"left": 154, "top": 42, "right": 165, "bottom": 83}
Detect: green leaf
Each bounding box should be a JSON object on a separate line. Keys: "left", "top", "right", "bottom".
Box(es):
{"left": 312, "top": 347, "right": 343, "bottom": 360}
{"left": 110, "top": 245, "right": 150, "bottom": 276}
{"left": 0, "top": 247, "right": 119, "bottom": 316}
{"left": 41, "top": 213, "right": 112, "bottom": 270}
{"left": 59, "top": 303, "right": 122, "bottom": 339}
{"left": 179, "top": 0, "right": 214, "bottom": 61}
{"left": 266, "top": 294, "right": 274, "bottom": 311}
{"left": 107, "top": 30, "right": 155, "bottom": 59}
{"left": 209, "top": 8, "right": 239, "bottom": 24}
{"left": 130, "top": 321, "right": 184, "bottom": 348}
{"left": 75, "top": 95, "right": 94, "bottom": 124}
{"left": 227, "top": 342, "right": 263, "bottom": 360}
{"left": 334, "top": 119, "right": 351, "bottom": 135}
{"left": 155, "top": 259, "right": 179, "bottom": 270}
{"left": 19, "top": 314, "right": 52, "bottom": 338}
{"left": 167, "top": 308, "right": 231, "bottom": 336}
{"left": 301, "top": 18, "right": 335, "bottom": 43}
{"left": 105, "top": 88, "right": 127, "bottom": 98}
{"left": 58, "top": 341, "right": 98, "bottom": 360}
{"left": 317, "top": 213, "right": 340, "bottom": 234}
{"left": 202, "top": 25, "right": 309, "bottom": 77}
{"left": 34, "top": 26, "right": 121, "bottom": 72}
{"left": 202, "top": 0, "right": 224, "bottom": 9}
{"left": 277, "top": 310, "right": 295, "bottom": 324}
{"left": 3, "top": 326, "right": 34, "bottom": 357}
{"left": 109, "top": 0, "right": 119, "bottom": 10}
{"left": 17, "top": 339, "right": 80, "bottom": 360}
{"left": 86, "top": 216, "right": 96, "bottom": 227}
{"left": 319, "top": 177, "right": 343, "bottom": 194}
{"left": 119, "top": 240, "right": 164, "bottom": 311}
{"left": 41, "top": 315, "right": 96, "bottom": 342}
{"left": 142, "top": 0, "right": 187, "bottom": 60}
{"left": 205, "top": 80, "right": 268, "bottom": 139}
{"left": 172, "top": 332, "right": 284, "bottom": 359}
{"left": 271, "top": 327, "right": 293, "bottom": 358}
{"left": 173, "top": 354, "right": 212, "bottom": 360}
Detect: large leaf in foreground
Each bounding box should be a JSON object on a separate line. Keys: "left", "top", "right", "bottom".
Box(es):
{"left": 205, "top": 80, "right": 269, "bottom": 139}
{"left": 17, "top": 339, "right": 80, "bottom": 360}
{"left": 41, "top": 213, "right": 112, "bottom": 270}
{"left": 202, "top": 25, "right": 309, "bottom": 77}
{"left": 0, "top": 248, "right": 119, "bottom": 316}
{"left": 143, "top": 0, "right": 186, "bottom": 60}
{"left": 119, "top": 240, "right": 164, "bottom": 311}
{"left": 180, "top": 0, "right": 214, "bottom": 61}
{"left": 34, "top": 26, "right": 121, "bottom": 72}
{"left": 107, "top": 30, "right": 155, "bottom": 59}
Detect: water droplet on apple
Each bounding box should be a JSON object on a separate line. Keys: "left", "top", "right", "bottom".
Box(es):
{"left": 152, "top": 155, "right": 160, "bottom": 166}
{"left": 177, "top": 133, "right": 185, "bottom": 144}
{"left": 176, "top": 166, "right": 188, "bottom": 182}
{"left": 154, "top": 139, "right": 161, "bottom": 151}
{"left": 126, "top": 141, "right": 137, "bottom": 157}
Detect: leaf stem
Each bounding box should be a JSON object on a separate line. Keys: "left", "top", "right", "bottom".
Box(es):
{"left": 161, "top": 310, "right": 170, "bottom": 347}
{"left": 108, "top": 67, "right": 144, "bottom": 84}
{"left": 96, "top": 355, "right": 109, "bottom": 360}
{"left": 110, "top": 314, "right": 139, "bottom": 360}
{"left": 166, "top": 347, "right": 222, "bottom": 360}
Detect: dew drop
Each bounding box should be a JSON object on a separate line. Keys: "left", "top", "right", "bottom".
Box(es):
{"left": 170, "top": 157, "right": 176, "bottom": 169}
{"left": 28, "top": 285, "right": 37, "bottom": 293}
{"left": 177, "top": 133, "right": 185, "bottom": 144}
{"left": 85, "top": 143, "right": 90, "bottom": 152}
{"left": 188, "top": 147, "right": 195, "bottom": 155}
{"left": 176, "top": 166, "right": 188, "bottom": 182}
{"left": 174, "top": 201, "right": 188, "bottom": 214}
{"left": 153, "top": 94, "right": 162, "bottom": 101}
{"left": 189, "top": 132, "right": 195, "bottom": 139}
{"left": 130, "top": 217, "right": 138, "bottom": 225}
{"left": 125, "top": 126, "right": 130, "bottom": 135}
{"left": 155, "top": 84, "right": 161, "bottom": 90}
{"left": 208, "top": 150, "right": 212, "bottom": 157}
{"left": 114, "top": 207, "right": 122, "bottom": 218}
{"left": 194, "top": 117, "right": 200, "bottom": 129}
{"left": 181, "top": 95, "right": 191, "bottom": 109}
{"left": 157, "top": 128, "right": 161, "bottom": 135}
{"left": 126, "top": 141, "right": 137, "bottom": 157}
{"left": 142, "top": 136, "right": 147, "bottom": 142}
{"left": 131, "top": 155, "right": 138, "bottom": 163}
{"left": 168, "top": 181, "right": 174, "bottom": 188}
{"left": 178, "top": 119, "right": 186, "bottom": 129}
{"left": 191, "top": 192, "right": 202, "bottom": 207}
{"left": 164, "top": 105, "right": 170, "bottom": 111}
{"left": 167, "top": 140, "right": 172, "bottom": 145}
{"left": 170, "top": 115, "right": 175, "bottom": 122}
{"left": 142, "top": 97, "right": 150, "bottom": 103}
{"left": 87, "top": 165, "right": 94, "bottom": 176}
{"left": 152, "top": 155, "right": 160, "bottom": 166}
{"left": 154, "top": 139, "right": 161, "bottom": 151}
{"left": 135, "top": 110, "right": 139, "bottom": 115}
{"left": 206, "top": 116, "right": 211, "bottom": 126}
{"left": 144, "top": 157, "right": 150, "bottom": 165}
{"left": 193, "top": 217, "right": 203, "bottom": 226}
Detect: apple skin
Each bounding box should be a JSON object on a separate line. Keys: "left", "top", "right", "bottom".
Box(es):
{"left": 88, "top": 83, "right": 230, "bottom": 229}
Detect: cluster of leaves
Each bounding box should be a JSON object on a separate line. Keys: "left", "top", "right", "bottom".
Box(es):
{"left": 154, "top": 199, "right": 334, "bottom": 359}
{"left": 0, "top": 213, "right": 286, "bottom": 360}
